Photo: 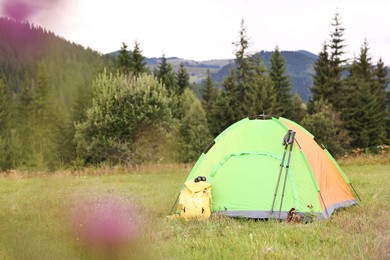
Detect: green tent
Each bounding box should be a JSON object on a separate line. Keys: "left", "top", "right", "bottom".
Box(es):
{"left": 179, "top": 117, "right": 357, "bottom": 220}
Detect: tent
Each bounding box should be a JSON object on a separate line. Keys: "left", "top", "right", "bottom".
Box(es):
{"left": 179, "top": 116, "right": 358, "bottom": 220}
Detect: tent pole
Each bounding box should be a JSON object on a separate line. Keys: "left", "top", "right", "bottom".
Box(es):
{"left": 318, "top": 191, "right": 330, "bottom": 217}
{"left": 169, "top": 192, "right": 181, "bottom": 215}
{"left": 278, "top": 131, "right": 296, "bottom": 220}
{"left": 349, "top": 183, "right": 362, "bottom": 202}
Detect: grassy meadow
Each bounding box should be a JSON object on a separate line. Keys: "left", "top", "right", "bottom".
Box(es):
{"left": 0, "top": 154, "right": 389, "bottom": 260}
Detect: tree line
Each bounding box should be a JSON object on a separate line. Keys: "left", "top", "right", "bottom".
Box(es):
{"left": 0, "top": 14, "right": 389, "bottom": 171}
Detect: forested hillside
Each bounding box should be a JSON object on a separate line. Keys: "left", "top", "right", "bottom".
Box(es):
{"left": 0, "top": 16, "right": 388, "bottom": 171}
{"left": 107, "top": 50, "right": 317, "bottom": 101}
{"left": 0, "top": 17, "right": 104, "bottom": 170}
{"left": 0, "top": 17, "right": 104, "bottom": 110}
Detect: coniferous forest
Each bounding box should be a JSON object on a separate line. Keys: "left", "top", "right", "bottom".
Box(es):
{"left": 0, "top": 15, "right": 389, "bottom": 171}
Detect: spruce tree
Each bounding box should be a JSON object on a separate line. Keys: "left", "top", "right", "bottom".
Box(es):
{"left": 217, "top": 19, "right": 279, "bottom": 129}
{"left": 0, "top": 78, "right": 12, "bottom": 169}
{"left": 130, "top": 40, "right": 147, "bottom": 77}
{"left": 201, "top": 70, "right": 215, "bottom": 107}
{"left": 209, "top": 68, "right": 237, "bottom": 136}
{"left": 375, "top": 58, "right": 390, "bottom": 144}
{"left": 217, "top": 19, "right": 261, "bottom": 126}
{"left": 29, "top": 62, "right": 61, "bottom": 169}
{"left": 219, "top": 68, "right": 238, "bottom": 129}
{"left": 374, "top": 58, "right": 388, "bottom": 110}
{"left": 156, "top": 54, "right": 178, "bottom": 95}
{"left": 250, "top": 54, "right": 276, "bottom": 116}
{"left": 309, "top": 12, "right": 349, "bottom": 151}
{"left": 0, "top": 78, "right": 11, "bottom": 136}
{"left": 232, "top": 19, "right": 258, "bottom": 118}
{"left": 201, "top": 69, "right": 219, "bottom": 136}
{"left": 345, "top": 41, "right": 386, "bottom": 149}
{"left": 14, "top": 77, "right": 34, "bottom": 166}
{"left": 328, "top": 11, "right": 347, "bottom": 109}
{"left": 386, "top": 92, "right": 390, "bottom": 144}
{"left": 290, "top": 93, "right": 306, "bottom": 123}
{"left": 118, "top": 42, "right": 131, "bottom": 74}
{"left": 269, "top": 46, "right": 292, "bottom": 118}
{"left": 177, "top": 62, "right": 190, "bottom": 95}
{"left": 308, "top": 43, "right": 332, "bottom": 113}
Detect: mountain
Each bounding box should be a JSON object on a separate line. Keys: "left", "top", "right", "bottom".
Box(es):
{"left": 131, "top": 50, "right": 318, "bottom": 102}
{"left": 210, "top": 50, "right": 317, "bottom": 101}
{"left": 105, "top": 51, "right": 233, "bottom": 84}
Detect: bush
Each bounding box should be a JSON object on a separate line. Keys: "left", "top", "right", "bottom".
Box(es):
{"left": 177, "top": 89, "right": 212, "bottom": 163}
{"left": 75, "top": 71, "right": 172, "bottom": 165}
{"left": 301, "top": 99, "right": 343, "bottom": 156}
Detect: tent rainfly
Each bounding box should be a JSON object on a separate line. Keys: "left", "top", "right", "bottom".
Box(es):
{"left": 179, "top": 116, "right": 358, "bottom": 220}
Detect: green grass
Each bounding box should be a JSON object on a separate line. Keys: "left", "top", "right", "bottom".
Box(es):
{"left": 0, "top": 158, "right": 389, "bottom": 259}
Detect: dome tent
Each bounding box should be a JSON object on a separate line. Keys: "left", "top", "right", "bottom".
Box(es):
{"left": 178, "top": 116, "right": 358, "bottom": 220}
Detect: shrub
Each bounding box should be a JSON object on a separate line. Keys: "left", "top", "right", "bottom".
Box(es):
{"left": 75, "top": 71, "right": 172, "bottom": 165}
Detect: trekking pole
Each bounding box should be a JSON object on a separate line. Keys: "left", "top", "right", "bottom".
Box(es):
{"left": 270, "top": 130, "right": 292, "bottom": 217}
{"left": 278, "top": 130, "right": 296, "bottom": 220}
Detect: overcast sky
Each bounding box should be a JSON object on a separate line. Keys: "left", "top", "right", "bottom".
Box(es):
{"left": 1, "top": 0, "right": 390, "bottom": 63}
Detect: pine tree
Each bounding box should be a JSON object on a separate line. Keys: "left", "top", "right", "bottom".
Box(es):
{"left": 290, "top": 93, "right": 306, "bottom": 123}
{"left": 118, "top": 42, "right": 131, "bottom": 74}
{"left": 328, "top": 11, "right": 347, "bottom": 109}
{"left": 374, "top": 58, "right": 388, "bottom": 109}
{"left": 201, "top": 69, "right": 219, "bottom": 136}
{"left": 209, "top": 68, "right": 237, "bottom": 136}
{"left": 216, "top": 19, "right": 279, "bottom": 130}
{"left": 0, "top": 78, "right": 11, "bottom": 136}
{"left": 217, "top": 19, "right": 260, "bottom": 126}
{"left": 309, "top": 12, "right": 349, "bottom": 151}
{"left": 269, "top": 46, "right": 292, "bottom": 118}
{"left": 386, "top": 91, "right": 390, "bottom": 144}
{"left": 201, "top": 69, "right": 217, "bottom": 113}
{"left": 308, "top": 43, "right": 332, "bottom": 112}
{"left": 0, "top": 78, "right": 12, "bottom": 169}
{"left": 344, "top": 41, "right": 386, "bottom": 149}
{"left": 156, "top": 54, "right": 178, "bottom": 95}
{"left": 232, "top": 19, "right": 257, "bottom": 118}
{"left": 201, "top": 70, "right": 215, "bottom": 107}
{"left": 130, "top": 40, "right": 147, "bottom": 77}
{"left": 375, "top": 58, "right": 390, "bottom": 144}
{"left": 177, "top": 62, "right": 190, "bottom": 95}
{"left": 250, "top": 54, "right": 276, "bottom": 115}
{"left": 219, "top": 68, "right": 238, "bottom": 129}
{"left": 13, "top": 77, "right": 34, "bottom": 166}
{"left": 29, "top": 62, "right": 61, "bottom": 169}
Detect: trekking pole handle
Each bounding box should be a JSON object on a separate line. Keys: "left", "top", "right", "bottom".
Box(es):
{"left": 283, "top": 130, "right": 296, "bottom": 145}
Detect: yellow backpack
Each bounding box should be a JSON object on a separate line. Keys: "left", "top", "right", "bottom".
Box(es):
{"left": 176, "top": 177, "right": 212, "bottom": 221}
